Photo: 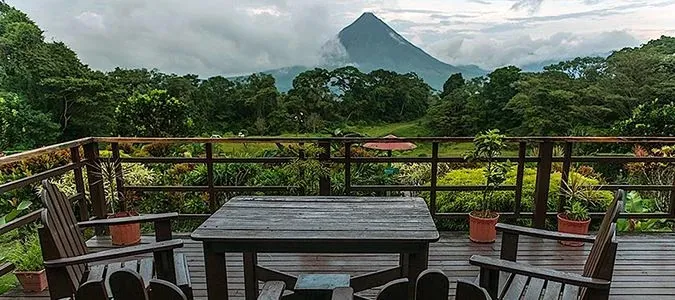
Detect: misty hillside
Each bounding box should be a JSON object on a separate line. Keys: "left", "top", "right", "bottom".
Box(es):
{"left": 260, "top": 13, "right": 486, "bottom": 91}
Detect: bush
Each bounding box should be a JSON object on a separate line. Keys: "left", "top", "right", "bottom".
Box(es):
{"left": 5, "top": 235, "right": 43, "bottom": 272}
{"left": 433, "top": 167, "right": 613, "bottom": 214}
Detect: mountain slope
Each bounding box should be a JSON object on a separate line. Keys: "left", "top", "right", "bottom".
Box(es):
{"left": 259, "top": 12, "right": 486, "bottom": 91}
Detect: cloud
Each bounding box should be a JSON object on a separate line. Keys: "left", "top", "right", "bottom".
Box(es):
{"left": 512, "top": 0, "right": 602, "bottom": 13}
{"left": 428, "top": 30, "right": 641, "bottom": 70}
{"left": 11, "top": 0, "right": 380, "bottom": 76}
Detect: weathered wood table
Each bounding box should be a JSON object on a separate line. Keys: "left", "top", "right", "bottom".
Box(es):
{"left": 191, "top": 196, "right": 439, "bottom": 300}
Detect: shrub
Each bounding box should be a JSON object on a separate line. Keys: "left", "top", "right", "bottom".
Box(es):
{"left": 433, "top": 167, "right": 613, "bottom": 214}
{"left": 5, "top": 235, "right": 43, "bottom": 272}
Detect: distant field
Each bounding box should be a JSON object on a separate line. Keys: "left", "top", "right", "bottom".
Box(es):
{"left": 211, "top": 121, "right": 519, "bottom": 157}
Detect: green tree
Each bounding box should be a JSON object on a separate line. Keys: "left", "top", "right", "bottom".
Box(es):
{"left": 115, "top": 89, "right": 192, "bottom": 137}
{"left": 0, "top": 92, "right": 59, "bottom": 150}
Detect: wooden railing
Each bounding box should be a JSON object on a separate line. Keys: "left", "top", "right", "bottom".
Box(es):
{"left": 2, "top": 136, "right": 675, "bottom": 245}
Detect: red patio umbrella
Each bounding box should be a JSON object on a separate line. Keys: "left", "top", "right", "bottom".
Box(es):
{"left": 362, "top": 135, "right": 417, "bottom": 156}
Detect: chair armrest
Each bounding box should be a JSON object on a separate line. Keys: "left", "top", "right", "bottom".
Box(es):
{"left": 332, "top": 287, "right": 354, "bottom": 300}
{"left": 258, "top": 281, "right": 285, "bottom": 300}
{"left": 469, "top": 255, "right": 610, "bottom": 290}
{"left": 497, "top": 223, "right": 596, "bottom": 243}
{"left": 44, "top": 240, "right": 183, "bottom": 268}
{"left": 78, "top": 213, "right": 178, "bottom": 227}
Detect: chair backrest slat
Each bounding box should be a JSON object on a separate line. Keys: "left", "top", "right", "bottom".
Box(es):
{"left": 40, "top": 180, "right": 89, "bottom": 286}
{"left": 582, "top": 190, "right": 624, "bottom": 278}
{"left": 415, "top": 269, "right": 449, "bottom": 300}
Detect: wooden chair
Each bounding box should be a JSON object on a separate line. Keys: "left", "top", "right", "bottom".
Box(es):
{"left": 75, "top": 269, "right": 187, "bottom": 300}
{"left": 456, "top": 279, "right": 491, "bottom": 300}
{"left": 375, "top": 269, "right": 450, "bottom": 300}
{"left": 37, "top": 180, "right": 192, "bottom": 300}
{"left": 469, "top": 190, "right": 625, "bottom": 300}
{"left": 258, "top": 281, "right": 354, "bottom": 300}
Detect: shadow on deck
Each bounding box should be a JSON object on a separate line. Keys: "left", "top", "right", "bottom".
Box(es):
{"left": 2, "top": 232, "right": 674, "bottom": 300}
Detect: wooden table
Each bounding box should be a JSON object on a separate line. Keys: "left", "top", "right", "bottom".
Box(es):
{"left": 191, "top": 196, "right": 439, "bottom": 300}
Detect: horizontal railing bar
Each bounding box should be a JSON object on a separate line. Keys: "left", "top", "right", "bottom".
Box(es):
{"left": 567, "top": 156, "right": 675, "bottom": 163}
{"left": 435, "top": 212, "right": 670, "bottom": 220}
{"left": 0, "top": 137, "right": 93, "bottom": 166}
{"left": 0, "top": 262, "right": 14, "bottom": 278}
{"left": 595, "top": 185, "right": 675, "bottom": 191}
{"left": 122, "top": 157, "right": 208, "bottom": 163}
{"left": 350, "top": 185, "right": 518, "bottom": 192}
{"left": 177, "top": 214, "right": 211, "bottom": 219}
{"left": 69, "top": 193, "right": 84, "bottom": 203}
{"left": 0, "top": 162, "right": 82, "bottom": 193}
{"left": 125, "top": 186, "right": 208, "bottom": 192}
{"left": 212, "top": 157, "right": 296, "bottom": 163}
{"left": 0, "top": 209, "right": 43, "bottom": 235}
{"left": 125, "top": 186, "right": 297, "bottom": 192}
{"left": 94, "top": 136, "right": 675, "bottom": 144}
{"left": 213, "top": 186, "right": 296, "bottom": 192}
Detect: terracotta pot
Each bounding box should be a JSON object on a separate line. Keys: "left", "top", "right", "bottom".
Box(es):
{"left": 557, "top": 213, "right": 591, "bottom": 247}
{"left": 110, "top": 212, "right": 141, "bottom": 246}
{"left": 469, "top": 212, "right": 499, "bottom": 243}
{"left": 14, "top": 269, "right": 48, "bottom": 292}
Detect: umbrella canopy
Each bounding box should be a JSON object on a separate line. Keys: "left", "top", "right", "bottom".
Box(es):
{"left": 362, "top": 135, "right": 417, "bottom": 151}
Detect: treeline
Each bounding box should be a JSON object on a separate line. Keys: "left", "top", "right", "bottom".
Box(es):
{"left": 425, "top": 38, "right": 675, "bottom": 137}
{"left": 2, "top": 2, "right": 675, "bottom": 152}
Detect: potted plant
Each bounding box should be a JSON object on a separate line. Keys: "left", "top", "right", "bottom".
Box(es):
{"left": 557, "top": 201, "right": 591, "bottom": 246}
{"left": 7, "top": 235, "right": 47, "bottom": 292}
{"left": 467, "top": 130, "right": 510, "bottom": 243}
{"left": 96, "top": 160, "right": 154, "bottom": 246}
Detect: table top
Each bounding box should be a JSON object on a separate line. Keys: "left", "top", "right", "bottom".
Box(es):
{"left": 191, "top": 196, "right": 439, "bottom": 242}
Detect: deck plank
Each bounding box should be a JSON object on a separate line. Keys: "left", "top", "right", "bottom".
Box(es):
{"left": 2, "top": 232, "right": 675, "bottom": 299}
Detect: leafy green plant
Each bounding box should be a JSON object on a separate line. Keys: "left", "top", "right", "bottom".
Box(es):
{"left": 617, "top": 191, "right": 670, "bottom": 232}
{"left": 562, "top": 201, "right": 590, "bottom": 221}
{"left": 466, "top": 129, "right": 510, "bottom": 218}
{"left": 5, "top": 235, "right": 43, "bottom": 272}
{"left": 0, "top": 200, "right": 31, "bottom": 225}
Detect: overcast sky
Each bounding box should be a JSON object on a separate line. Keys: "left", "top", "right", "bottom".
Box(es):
{"left": 9, "top": 0, "right": 675, "bottom": 76}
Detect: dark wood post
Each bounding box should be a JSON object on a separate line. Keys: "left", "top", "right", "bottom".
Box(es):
{"left": 298, "top": 142, "right": 306, "bottom": 196}
{"left": 533, "top": 142, "right": 554, "bottom": 229}
{"left": 344, "top": 142, "right": 352, "bottom": 195}
{"left": 319, "top": 141, "right": 331, "bottom": 196}
{"left": 670, "top": 176, "right": 675, "bottom": 218}
{"left": 83, "top": 142, "right": 107, "bottom": 235}
{"left": 429, "top": 142, "right": 439, "bottom": 218}
{"left": 513, "top": 142, "right": 526, "bottom": 219}
{"left": 206, "top": 143, "right": 216, "bottom": 212}
{"left": 70, "top": 146, "right": 88, "bottom": 221}
{"left": 111, "top": 143, "right": 126, "bottom": 212}
{"left": 558, "top": 142, "right": 573, "bottom": 213}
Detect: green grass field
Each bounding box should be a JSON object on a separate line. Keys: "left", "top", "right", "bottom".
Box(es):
{"left": 213, "top": 121, "right": 516, "bottom": 158}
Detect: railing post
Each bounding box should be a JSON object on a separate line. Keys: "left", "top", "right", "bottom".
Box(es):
{"left": 344, "top": 142, "right": 352, "bottom": 195}
{"left": 533, "top": 141, "right": 554, "bottom": 229}
{"left": 206, "top": 143, "right": 216, "bottom": 212}
{"left": 111, "top": 143, "right": 126, "bottom": 212}
{"left": 83, "top": 142, "right": 107, "bottom": 235}
{"left": 70, "top": 146, "right": 88, "bottom": 221}
{"left": 319, "top": 141, "right": 331, "bottom": 196}
{"left": 558, "top": 142, "right": 573, "bottom": 213}
{"left": 514, "top": 142, "right": 526, "bottom": 219}
{"left": 429, "top": 142, "right": 439, "bottom": 218}
{"left": 298, "top": 142, "right": 306, "bottom": 196}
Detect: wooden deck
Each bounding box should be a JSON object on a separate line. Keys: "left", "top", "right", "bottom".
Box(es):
{"left": 3, "top": 232, "right": 675, "bottom": 300}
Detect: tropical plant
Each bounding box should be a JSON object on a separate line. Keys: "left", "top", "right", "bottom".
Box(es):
{"left": 466, "top": 129, "right": 510, "bottom": 217}
{"left": 617, "top": 191, "right": 670, "bottom": 232}
{"left": 562, "top": 201, "right": 590, "bottom": 221}
{"left": 5, "top": 235, "right": 43, "bottom": 271}
{"left": 0, "top": 199, "right": 31, "bottom": 225}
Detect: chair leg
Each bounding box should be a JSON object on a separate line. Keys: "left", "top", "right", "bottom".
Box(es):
{"left": 479, "top": 268, "right": 499, "bottom": 300}
{"left": 155, "top": 250, "right": 177, "bottom": 283}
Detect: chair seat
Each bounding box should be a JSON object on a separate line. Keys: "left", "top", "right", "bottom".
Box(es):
{"left": 476, "top": 272, "right": 580, "bottom": 300}
{"left": 85, "top": 253, "right": 192, "bottom": 299}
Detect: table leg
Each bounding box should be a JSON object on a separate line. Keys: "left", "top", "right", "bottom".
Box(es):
{"left": 204, "top": 243, "right": 228, "bottom": 300}
{"left": 405, "top": 244, "right": 430, "bottom": 299}
{"left": 244, "top": 252, "right": 259, "bottom": 300}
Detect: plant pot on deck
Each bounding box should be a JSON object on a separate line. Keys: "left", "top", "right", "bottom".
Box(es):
{"left": 110, "top": 212, "right": 141, "bottom": 246}
{"left": 557, "top": 213, "right": 591, "bottom": 247}
{"left": 469, "top": 212, "right": 499, "bottom": 243}
{"left": 14, "top": 269, "right": 48, "bottom": 292}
